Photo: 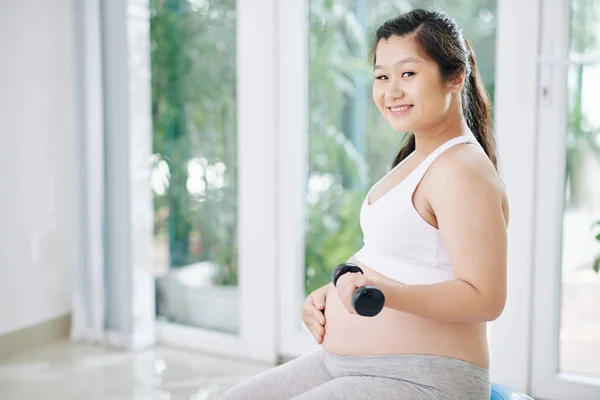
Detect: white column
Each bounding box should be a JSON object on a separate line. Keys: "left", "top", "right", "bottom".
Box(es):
{"left": 71, "top": 0, "right": 106, "bottom": 344}
{"left": 102, "top": 0, "right": 155, "bottom": 349}
{"left": 489, "top": 0, "right": 542, "bottom": 392}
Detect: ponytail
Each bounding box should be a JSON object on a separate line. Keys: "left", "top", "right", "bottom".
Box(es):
{"left": 391, "top": 134, "right": 415, "bottom": 169}
{"left": 462, "top": 39, "right": 497, "bottom": 170}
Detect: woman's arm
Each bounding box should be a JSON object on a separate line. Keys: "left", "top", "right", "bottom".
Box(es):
{"left": 346, "top": 150, "right": 508, "bottom": 323}
{"left": 377, "top": 278, "right": 503, "bottom": 323}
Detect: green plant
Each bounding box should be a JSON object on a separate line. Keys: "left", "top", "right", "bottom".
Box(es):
{"left": 565, "top": 0, "right": 600, "bottom": 208}
{"left": 305, "top": 184, "right": 366, "bottom": 294}
{"left": 150, "top": 0, "right": 238, "bottom": 284}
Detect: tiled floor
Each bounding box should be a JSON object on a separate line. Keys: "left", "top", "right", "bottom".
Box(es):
{"left": 2, "top": 330, "right": 600, "bottom": 400}
{"left": 0, "top": 340, "right": 270, "bottom": 400}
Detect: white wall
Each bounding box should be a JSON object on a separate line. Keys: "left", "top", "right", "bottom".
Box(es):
{"left": 0, "top": 0, "right": 77, "bottom": 335}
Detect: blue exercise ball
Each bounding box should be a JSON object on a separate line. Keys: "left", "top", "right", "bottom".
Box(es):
{"left": 490, "top": 383, "right": 534, "bottom": 400}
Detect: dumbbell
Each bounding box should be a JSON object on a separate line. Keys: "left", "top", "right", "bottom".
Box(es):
{"left": 332, "top": 262, "right": 385, "bottom": 317}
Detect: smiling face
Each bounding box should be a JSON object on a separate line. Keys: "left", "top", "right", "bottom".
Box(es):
{"left": 372, "top": 35, "right": 455, "bottom": 133}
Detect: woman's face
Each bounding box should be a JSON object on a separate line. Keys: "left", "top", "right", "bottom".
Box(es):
{"left": 372, "top": 35, "right": 453, "bottom": 133}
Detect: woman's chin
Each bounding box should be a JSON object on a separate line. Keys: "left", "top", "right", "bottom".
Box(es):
{"left": 389, "top": 122, "right": 414, "bottom": 133}
{"left": 384, "top": 115, "right": 413, "bottom": 132}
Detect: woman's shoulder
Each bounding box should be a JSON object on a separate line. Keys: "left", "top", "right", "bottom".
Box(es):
{"left": 427, "top": 143, "right": 510, "bottom": 224}
{"left": 431, "top": 142, "right": 503, "bottom": 189}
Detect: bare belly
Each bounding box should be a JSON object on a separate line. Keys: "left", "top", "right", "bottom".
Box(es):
{"left": 320, "top": 259, "right": 490, "bottom": 370}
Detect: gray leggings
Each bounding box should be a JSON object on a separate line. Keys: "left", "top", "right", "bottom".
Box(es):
{"left": 218, "top": 347, "right": 490, "bottom": 399}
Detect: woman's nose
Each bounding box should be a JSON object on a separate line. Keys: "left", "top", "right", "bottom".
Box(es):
{"left": 385, "top": 85, "right": 404, "bottom": 101}
{"left": 384, "top": 79, "right": 404, "bottom": 101}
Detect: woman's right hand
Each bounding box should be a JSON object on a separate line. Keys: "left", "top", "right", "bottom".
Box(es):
{"left": 302, "top": 283, "right": 329, "bottom": 344}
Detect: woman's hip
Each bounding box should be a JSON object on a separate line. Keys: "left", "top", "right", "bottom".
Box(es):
{"left": 320, "top": 347, "right": 490, "bottom": 398}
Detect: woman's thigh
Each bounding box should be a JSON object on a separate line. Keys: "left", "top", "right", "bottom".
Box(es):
{"left": 288, "top": 376, "right": 442, "bottom": 400}
{"left": 309, "top": 350, "right": 490, "bottom": 400}
{"left": 217, "top": 349, "right": 333, "bottom": 400}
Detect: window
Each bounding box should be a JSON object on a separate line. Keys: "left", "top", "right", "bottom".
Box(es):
{"left": 559, "top": 0, "right": 600, "bottom": 378}
{"left": 150, "top": 0, "right": 239, "bottom": 334}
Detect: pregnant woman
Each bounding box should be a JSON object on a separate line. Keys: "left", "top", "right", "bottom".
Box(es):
{"left": 219, "top": 8, "right": 509, "bottom": 400}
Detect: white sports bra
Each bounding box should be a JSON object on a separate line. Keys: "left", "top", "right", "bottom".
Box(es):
{"left": 354, "top": 135, "right": 483, "bottom": 285}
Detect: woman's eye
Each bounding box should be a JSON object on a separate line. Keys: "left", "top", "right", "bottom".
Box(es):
{"left": 375, "top": 75, "right": 388, "bottom": 81}
{"left": 402, "top": 72, "right": 415, "bottom": 78}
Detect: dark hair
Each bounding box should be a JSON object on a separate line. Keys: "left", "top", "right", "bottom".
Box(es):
{"left": 370, "top": 9, "right": 497, "bottom": 170}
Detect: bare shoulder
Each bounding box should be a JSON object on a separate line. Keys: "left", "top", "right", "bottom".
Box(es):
{"left": 427, "top": 143, "right": 510, "bottom": 225}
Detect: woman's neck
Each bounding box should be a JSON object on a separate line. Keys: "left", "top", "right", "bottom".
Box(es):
{"left": 412, "top": 113, "right": 471, "bottom": 156}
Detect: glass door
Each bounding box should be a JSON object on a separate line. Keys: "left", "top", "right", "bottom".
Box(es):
{"left": 531, "top": 0, "right": 600, "bottom": 398}
{"left": 150, "top": 0, "right": 278, "bottom": 364}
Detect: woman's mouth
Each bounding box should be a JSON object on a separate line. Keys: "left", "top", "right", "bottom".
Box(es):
{"left": 388, "top": 105, "right": 413, "bottom": 116}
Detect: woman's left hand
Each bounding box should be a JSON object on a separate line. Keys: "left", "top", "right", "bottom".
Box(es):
{"left": 335, "top": 272, "right": 379, "bottom": 315}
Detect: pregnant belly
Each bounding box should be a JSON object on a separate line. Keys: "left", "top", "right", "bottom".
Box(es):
{"left": 320, "top": 269, "right": 490, "bottom": 368}
{"left": 321, "top": 281, "right": 423, "bottom": 356}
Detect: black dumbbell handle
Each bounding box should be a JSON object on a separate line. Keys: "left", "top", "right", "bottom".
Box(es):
{"left": 332, "top": 262, "right": 385, "bottom": 317}
{"left": 332, "top": 263, "right": 363, "bottom": 286}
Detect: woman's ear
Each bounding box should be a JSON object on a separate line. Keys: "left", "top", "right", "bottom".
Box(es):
{"left": 447, "top": 71, "right": 466, "bottom": 93}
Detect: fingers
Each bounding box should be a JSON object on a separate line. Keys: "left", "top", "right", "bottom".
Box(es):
{"left": 303, "top": 305, "right": 325, "bottom": 330}
{"left": 335, "top": 272, "right": 359, "bottom": 292}
{"left": 308, "top": 317, "right": 325, "bottom": 344}
{"left": 313, "top": 295, "right": 325, "bottom": 310}
{"left": 306, "top": 313, "right": 325, "bottom": 329}
{"left": 337, "top": 274, "right": 359, "bottom": 314}
{"left": 303, "top": 304, "right": 325, "bottom": 324}
{"left": 343, "top": 283, "right": 357, "bottom": 314}
{"left": 353, "top": 274, "right": 368, "bottom": 288}
{"left": 307, "top": 317, "right": 325, "bottom": 336}
{"left": 303, "top": 313, "right": 325, "bottom": 343}
{"left": 312, "top": 331, "right": 323, "bottom": 344}
{"left": 312, "top": 290, "right": 326, "bottom": 311}
{"left": 301, "top": 296, "right": 315, "bottom": 318}
{"left": 313, "top": 309, "right": 325, "bottom": 325}
{"left": 302, "top": 294, "right": 327, "bottom": 344}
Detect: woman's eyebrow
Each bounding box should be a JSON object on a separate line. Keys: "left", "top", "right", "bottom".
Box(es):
{"left": 374, "top": 57, "right": 421, "bottom": 70}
